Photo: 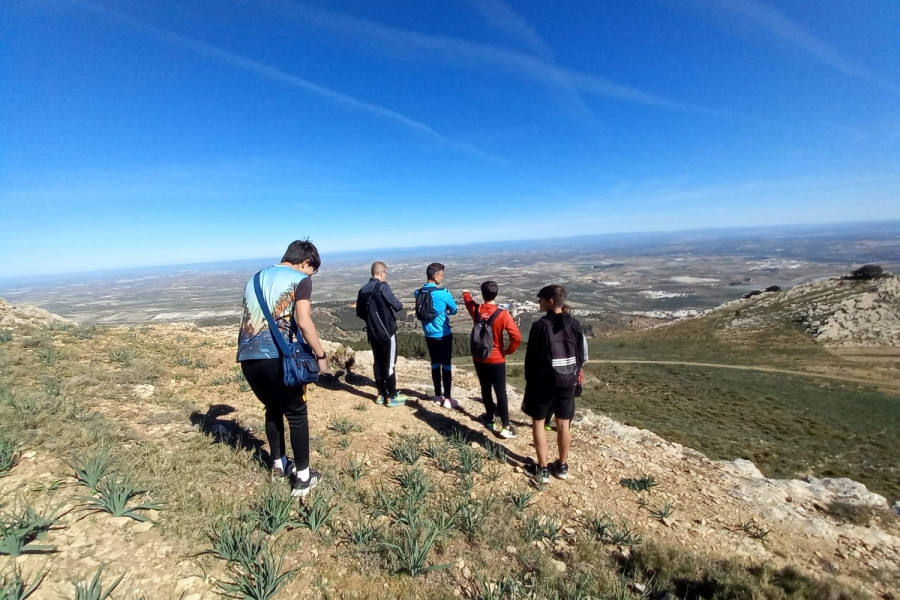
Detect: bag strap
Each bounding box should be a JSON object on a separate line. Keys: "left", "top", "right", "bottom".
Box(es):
{"left": 253, "top": 271, "right": 294, "bottom": 358}
{"left": 486, "top": 307, "right": 503, "bottom": 325}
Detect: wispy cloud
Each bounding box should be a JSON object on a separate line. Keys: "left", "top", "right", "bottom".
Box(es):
{"left": 467, "top": 0, "right": 555, "bottom": 61}
{"left": 708, "top": 0, "right": 900, "bottom": 95}
{"left": 258, "top": 0, "right": 721, "bottom": 115}
{"left": 78, "top": 1, "right": 505, "bottom": 165}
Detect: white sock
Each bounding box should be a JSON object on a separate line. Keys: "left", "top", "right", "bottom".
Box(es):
{"left": 274, "top": 456, "right": 288, "bottom": 471}
{"left": 297, "top": 467, "right": 310, "bottom": 482}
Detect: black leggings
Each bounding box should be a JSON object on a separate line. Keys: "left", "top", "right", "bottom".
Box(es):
{"left": 474, "top": 361, "right": 509, "bottom": 427}
{"left": 426, "top": 334, "right": 453, "bottom": 397}
{"left": 241, "top": 358, "right": 310, "bottom": 471}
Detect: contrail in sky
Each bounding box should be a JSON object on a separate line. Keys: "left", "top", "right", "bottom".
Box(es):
{"left": 77, "top": 1, "right": 507, "bottom": 165}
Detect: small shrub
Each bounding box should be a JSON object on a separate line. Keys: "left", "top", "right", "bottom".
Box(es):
{"left": 435, "top": 452, "right": 455, "bottom": 473}
{"left": 457, "top": 497, "right": 494, "bottom": 541}
{"left": 584, "top": 512, "right": 614, "bottom": 541}
{"left": 0, "top": 330, "right": 12, "bottom": 343}
{"left": 108, "top": 348, "right": 136, "bottom": 365}
{"left": 328, "top": 418, "right": 360, "bottom": 436}
{"left": 69, "top": 451, "right": 113, "bottom": 493}
{"left": 388, "top": 434, "right": 422, "bottom": 465}
{"left": 649, "top": 501, "right": 676, "bottom": 521}
{"left": 381, "top": 522, "right": 450, "bottom": 577}
{"left": 352, "top": 402, "right": 367, "bottom": 412}
{"left": 0, "top": 501, "right": 64, "bottom": 556}
{"left": 607, "top": 519, "right": 643, "bottom": 547}
{"left": 445, "top": 428, "right": 469, "bottom": 449}
{"left": 72, "top": 568, "right": 124, "bottom": 600}
{"left": 483, "top": 463, "right": 503, "bottom": 482}
{"left": 0, "top": 437, "right": 21, "bottom": 476}
{"left": 619, "top": 474, "right": 658, "bottom": 492}
{"left": 484, "top": 440, "right": 508, "bottom": 464}
{"left": 217, "top": 548, "right": 297, "bottom": 600}
{"left": 470, "top": 572, "right": 525, "bottom": 600}
{"left": 523, "top": 514, "right": 562, "bottom": 542}
{"left": 249, "top": 486, "right": 299, "bottom": 536}
{"left": 457, "top": 446, "right": 483, "bottom": 475}
{"left": 739, "top": 518, "right": 769, "bottom": 540}
{"left": 345, "top": 454, "right": 366, "bottom": 481}
{"left": 37, "top": 349, "right": 58, "bottom": 366}
{"left": 347, "top": 512, "right": 381, "bottom": 547}
{"left": 205, "top": 520, "right": 265, "bottom": 568}
{"left": 0, "top": 564, "right": 48, "bottom": 600}
{"left": 396, "top": 467, "right": 431, "bottom": 504}
{"left": 337, "top": 437, "right": 351, "bottom": 450}
{"left": 508, "top": 489, "right": 537, "bottom": 512}
{"left": 297, "top": 491, "right": 341, "bottom": 535}
{"left": 422, "top": 437, "right": 444, "bottom": 459}
{"left": 81, "top": 476, "right": 164, "bottom": 522}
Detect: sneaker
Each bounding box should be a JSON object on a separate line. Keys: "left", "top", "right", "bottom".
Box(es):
{"left": 478, "top": 414, "right": 497, "bottom": 431}
{"left": 291, "top": 468, "right": 322, "bottom": 498}
{"left": 544, "top": 423, "right": 552, "bottom": 432}
{"left": 537, "top": 465, "right": 550, "bottom": 485}
{"left": 551, "top": 460, "right": 569, "bottom": 480}
{"left": 442, "top": 397, "right": 459, "bottom": 409}
{"left": 271, "top": 459, "right": 295, "bottom": 481}
{"left": 375, "top": 396, "right": 385, "bottom": 405}
{"left": 499, "top": 425, "right": 517, "bottom": 439}
{"left": 387, "top": 393, "right": 407, "bottom": 407}
{"left": 430, "top": 395, "right": 444, "bottom": 405}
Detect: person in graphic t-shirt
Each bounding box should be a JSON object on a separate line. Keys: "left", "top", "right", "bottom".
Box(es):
{"left": 236, "top": 240, "right": 328, "bottom": 498}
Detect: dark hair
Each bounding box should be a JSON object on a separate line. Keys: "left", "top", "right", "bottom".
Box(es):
{"left": 371, "top": 261, "right": 387, "bottom": 276}
{"left": 480, "top": 281, "right": 498, "bottom": 302}
{"left": 282, "top": 240, "right": 321, "bottom": 270}
{"left": 537, "top": 284, "right": 566, "bottom": 306}
{"left": 426, "top": 262, "right": 445, "bottom": 281}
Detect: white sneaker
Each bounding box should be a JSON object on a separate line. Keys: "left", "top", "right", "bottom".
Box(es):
{"left": 442, "top": 397, "right": 459, "bottom": 409}
{"left": 430, "top": 395, "right": 444, "bottom": 404}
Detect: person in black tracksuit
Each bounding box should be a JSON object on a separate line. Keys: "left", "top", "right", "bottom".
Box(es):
{"left": 521, "top": 285, "right": 587, "bottom": 484}
{"left": 356, "top": 261, "right": 406, "bottom": 406}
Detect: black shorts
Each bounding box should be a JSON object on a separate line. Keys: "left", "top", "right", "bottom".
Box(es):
{"left": 521, "top": 384, "right": 576, "bottom": 421}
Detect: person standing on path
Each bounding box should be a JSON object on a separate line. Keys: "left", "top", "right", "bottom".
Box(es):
{"left": 236, "top": 240, "right": 329, "bottom": 498}
{"left": 521, "top": 285, "right": 587, "bottom": 485}
{"left": 462, "top": 281, "right": 521, "bottom": 438}
{"left": 415, "top": 262, "right": 459, "bottom": 408}
{"left": 356, "top": 261, "right": 406, "bottom": 407}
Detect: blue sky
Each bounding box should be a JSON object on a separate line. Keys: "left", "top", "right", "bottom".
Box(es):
{"left": 1, "top": 0, "right": 899, "bottom": 277}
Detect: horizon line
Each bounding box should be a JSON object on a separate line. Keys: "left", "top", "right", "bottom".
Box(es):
{"left": 2, "top": 218, "right": 898, "bottom": 283}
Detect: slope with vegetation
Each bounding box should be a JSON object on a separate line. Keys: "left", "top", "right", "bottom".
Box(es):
{"left": 0, "top": 289, "right": 897, "bottom": 599}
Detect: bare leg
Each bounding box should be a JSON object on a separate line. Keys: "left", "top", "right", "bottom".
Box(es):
{"left": 557, "top": 418, "right": 571, "bottom": 464}
{"left": 532, "top": 419, "right": 548, "bottom": 467}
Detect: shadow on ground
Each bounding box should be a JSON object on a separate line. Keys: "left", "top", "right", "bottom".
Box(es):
{"left": 190, "top": 403, "right": 268, "bottom": 467}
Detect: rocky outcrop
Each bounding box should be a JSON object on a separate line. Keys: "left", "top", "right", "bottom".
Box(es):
{"left": 0, "top": 297, "right": 71, "bottom": 328}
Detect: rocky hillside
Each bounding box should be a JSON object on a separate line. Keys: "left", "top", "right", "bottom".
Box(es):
{"left": 715, "top": 274, "right": 900, "bottom": 347}
{"left": 1, "top": 294, "right": 898, "bottom": 599}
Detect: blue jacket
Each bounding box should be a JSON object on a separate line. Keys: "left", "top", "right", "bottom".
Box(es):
{"left": 415, "top": 283, "right": 457, "bottom": 338}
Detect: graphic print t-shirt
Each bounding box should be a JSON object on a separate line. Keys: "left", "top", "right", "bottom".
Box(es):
{"left": 236, "top": 265, "right": 312, "bottom": 361}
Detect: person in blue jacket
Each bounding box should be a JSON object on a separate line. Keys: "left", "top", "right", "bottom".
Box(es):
{"left": 415, "top": 262, "right": 459, "bottom": 408}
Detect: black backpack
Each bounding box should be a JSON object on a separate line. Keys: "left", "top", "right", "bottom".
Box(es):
{"left": 365, "top": 282, "right": 392, "bottom": 342}
{"left": 470, "top": 307, "right": 503, "bottom": 360}
{"left": 415, "top": 287, "right": 442, "bottom": 321}
{"left": 547, "top": 318, "right": 580, "bottom": 388}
